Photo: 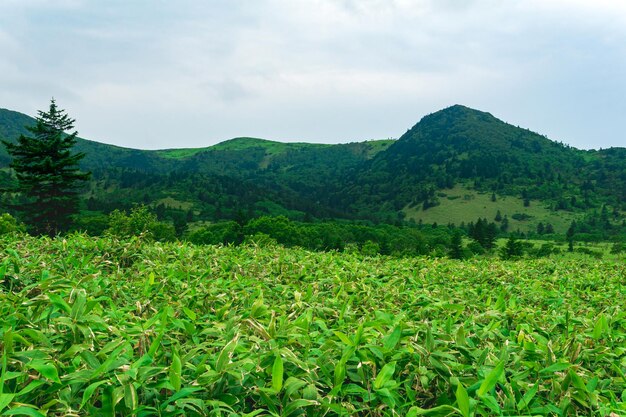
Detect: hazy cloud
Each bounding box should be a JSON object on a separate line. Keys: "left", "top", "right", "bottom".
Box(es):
{"left": 0, "top": 0, "right": 624, "bottom": 149}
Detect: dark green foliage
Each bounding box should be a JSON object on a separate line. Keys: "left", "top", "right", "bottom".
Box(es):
{"left": 448, "top": 229, "right": 464, "bottom": 259}
{"left": 2, "top": 100, "right": 90, "bottom": 235}
{"left": 1, "top": 105, "right": 625, "bottom": 231}
{"left": 0, "top": 212, "right": 24, "bottom": 234}
{"left": 468, "top": 218, "right": 498, "bottom": 250}
{"left": 187, "top": 221, "right": 242, "bottom": 245}
{"left": 105, "top": 205, "right": 176, "bottom": 241}
{"left": 500, "top": 235, "right": 524, "bottom": 259}
{"left": 610, "top": 242, "right": 625, "bottom": 254}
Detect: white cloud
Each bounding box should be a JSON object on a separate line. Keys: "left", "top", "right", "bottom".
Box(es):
{"left": 0, "top": 0, "right": 624, "bottom": 149}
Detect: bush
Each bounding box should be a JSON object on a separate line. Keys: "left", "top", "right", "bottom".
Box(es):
{"left": 0, "top": 213, "right": 24, "bottom": 235}
{"left": 610, "top": 242, "right": 625, "bottom": 254}
{"left": 187, "top": 221, "right": 241, "bottom": 245}
{"left": 106, "top": 206, "right": 176, "bottom": 241}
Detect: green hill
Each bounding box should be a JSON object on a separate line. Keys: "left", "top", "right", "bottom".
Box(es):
{"left": 0, "top": 105, "right": 624, "bottom": 236}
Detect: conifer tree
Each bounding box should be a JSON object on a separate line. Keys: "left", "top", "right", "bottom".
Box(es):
{"left": 2, "top": 99, "right": 90, "bottom": 235}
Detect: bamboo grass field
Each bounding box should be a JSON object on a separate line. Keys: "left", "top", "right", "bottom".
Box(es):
{"left": 1, "top": 233, "right": 625, "bottom": 416}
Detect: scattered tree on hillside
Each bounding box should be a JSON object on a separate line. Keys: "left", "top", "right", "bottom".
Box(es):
{"left": 566, "top": 221, "right": 576, "bottom": 252}
{"left": 2, "top": 99, "right": 90, "bottom": 235}
{"left": 501, "top": 235, "right": 523, "bottom": 259}
{"left": 448, "top": 229, "right": 464, "bottom": 259}
{"left": 468, "top": 217, "right": 497, "bottom": 249}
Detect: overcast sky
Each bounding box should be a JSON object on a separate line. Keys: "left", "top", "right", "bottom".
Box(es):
{"left": 1, "top": 0, "right": 625, "bottom": 150}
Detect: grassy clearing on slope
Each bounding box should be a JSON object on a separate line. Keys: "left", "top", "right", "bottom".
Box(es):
{"left": 404, "top": 184, "right": 580, "bottom": 233}
{"left": 0, "top": 234, "right": 624, "bottom": 416}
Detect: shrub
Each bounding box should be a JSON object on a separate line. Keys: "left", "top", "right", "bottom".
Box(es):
{"left": 105, "top": 206, "right": 175, "bottom": 241}
{"left": 0, "top": 213, "right": 24, "bottom": 235}
{"left": 187, "top": 221, "right": 241, "bottom": 245}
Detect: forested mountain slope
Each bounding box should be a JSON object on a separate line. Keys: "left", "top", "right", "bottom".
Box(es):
{"left": 1, "top": 105, "right": 624, "bottom": 231}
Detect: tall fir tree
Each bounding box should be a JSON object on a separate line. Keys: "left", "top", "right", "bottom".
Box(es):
{"left": 2, "top": 99, "right": 90, "bottom": 236}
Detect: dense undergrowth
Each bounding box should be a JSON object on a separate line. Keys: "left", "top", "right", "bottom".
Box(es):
{"left": 0, "top": 233, "right": 625, "bottom": 416}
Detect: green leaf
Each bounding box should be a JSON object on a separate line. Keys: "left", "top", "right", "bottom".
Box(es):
{"left": 2, "top": 407, "right": 46, "bottom": 417}
{"left": 16, "top": 380, "right": 46, "bottom": 396}
{"left": 80, "top": 380, "right": 109, "bottom": 410}
{"left": 333, "top": 331, "right": 353, "bottom": 346}
{"left": 169, "top": 351, "right": 182, "bottom": 392}
{"left": 456, "top": 382, "right": 470, "bottom": 417}
{"left": 374, "top": 362, "right": 396, "bottom": 390}
{"left": 124, "top": 383, "right": 138, "bottom": 410}
{"left": 48, "top": 294, "right": 71, "bottom": 314}
{"left": 592, "top": 314, "right": 608, "bottom": 339}
{"left": 516, "top": 383, "right": 538, "bottom": 411}
{"left": 216, "top": 337, "right": 238, "bottom": 373}
{"left": 70, "top": 290, "right": 87, "bottom": 321}
{"left": 283, "top": 399, "right": 318, "bottom": 416}
{"left": 272, "top": 354, "right": 284, "bottom": 393}
{"left": 539, "top": 362, "right": 570, "bottom": 374}
{"left": 28, "top": 361, "right": 60, "bottom": 384}
{"left": 383, "top": 326, "right": 402, "bottom": 351}
{"left": 477, "top": 360, "right": 504, "bottom": 397}
{"left": 283, "top": 377, "right": 307, "bottom": 399}
{"left": 183, "top": 307, "right": 196, "bottom": 321}
{"left": 406, "top": 405, "right": 459, "bottom": 417}
{"left": 160, "top": 387, "right": 202, "bottom": 409}
{"left": 0, "top": 395, "right": 14, "bottom": 413}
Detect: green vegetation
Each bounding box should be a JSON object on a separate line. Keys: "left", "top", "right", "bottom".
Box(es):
{"left": 404, "top": 185, "right": 579, "bottom": 234}
{"left": 3, "top": 105, "right": 622, "bottom": 235}
{"left": 1, "top": 100, "right": 90, "bottom": 236}
{"left": 0, "top": 233, "right": 625, "bottom": 416}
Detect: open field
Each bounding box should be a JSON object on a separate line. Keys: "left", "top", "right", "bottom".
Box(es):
{"left": 403, "top": 185, "right": 580, "bottom": 234}
{"left": 0, "top": 234, "right": 625, "bottom": 416}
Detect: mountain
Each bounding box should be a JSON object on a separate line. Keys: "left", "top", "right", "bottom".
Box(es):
{"left": 0, "top": 105, "right": 624, "bottom": 235}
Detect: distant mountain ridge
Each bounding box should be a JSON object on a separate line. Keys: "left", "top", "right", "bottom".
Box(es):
{"left": 1, "top": 105, "right": 624, "bottom": 233}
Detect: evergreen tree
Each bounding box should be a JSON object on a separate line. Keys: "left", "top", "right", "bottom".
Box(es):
{"left": 448, "top": 229, "right": 464, "bottom": 259}
{"left": 566, "top": 221, "right": 576, "bottom": 252}
{"left": 501, "top": 235, "right": 523, "bottom": 259}
{"left": 500, "top": 215, "right": 509, "bottom": 232}
{"left": 536, "top": 222, "right": 545, "bottom": 235}
{"left": 2, "top": 99, "right": 90, "bottom": 235}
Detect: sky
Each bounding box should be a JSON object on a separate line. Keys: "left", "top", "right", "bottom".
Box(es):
{"left": 0, "top": 0, "right": 625, "bottom": 150}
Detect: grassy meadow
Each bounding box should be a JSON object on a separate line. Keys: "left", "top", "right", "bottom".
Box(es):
{"left": 0, "top": 233, "right": 625, "bottom": 416}
{"left": 403, "top": 185, "right": 579, "bottom": 234}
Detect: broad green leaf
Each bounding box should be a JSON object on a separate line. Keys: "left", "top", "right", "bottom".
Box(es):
{"left": 592, "top": 314, "right": 608, "bottom": 339}
{"left": 70, "top": 290, "right": 87, "bottom": 321}
{"left": 283, "top": 399, "right": 318, "bottom": 416}
{"left": 406, "top": 405, "right": 459, "bottom": 416}
{"left": 284, "top": 377, "right": 307, "bottom": 398}
{"left": 272, "top": 354, "right": 284, "bottom": 392}
{"left": 183, "top": 307, "right": 196, "bottom": 321}
{"left": 80, "top": 380, "right": 109, "bottom": 410}
{"left": 383, "top": 326, "right": 402, "bottom": 351}
{"left": 516, "top": 383, "right": 538, "bottom": 411}
{"left": 28, "top": 361, "right": 60, "bottom": 384}
{"left": 2, "top": 407, "right": 46, "bottom": 417}
{"left": 333, "top": 331, "right": 353, "bottom": 346}
{"left": 124, "top": 383, "right": 138, "bottom": 410}
{"left": 48, "top": 294, "right": 71, "bottom": 314}
{"left": 160, "top": 387, "right": 203, "bottom": 409}
{"left": 0, "top": 395, "right": 14, "bottom": 413}
{"left": 477, "top": 360, "right": 504, "bottom": 397}
{"left": 374, "top": 362, "right": 396, "bottom": 390}
{"left": 216, "top": 337, "right": 238, "bottom": 373}
{"left": 539, "top": 362, "right": 570, "bottom": 374}
{"left": 456, "top": 382, "right": 470, "bottom": 417}
{"left": 169, "top": 351, "right": 182, "bottom": 391}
